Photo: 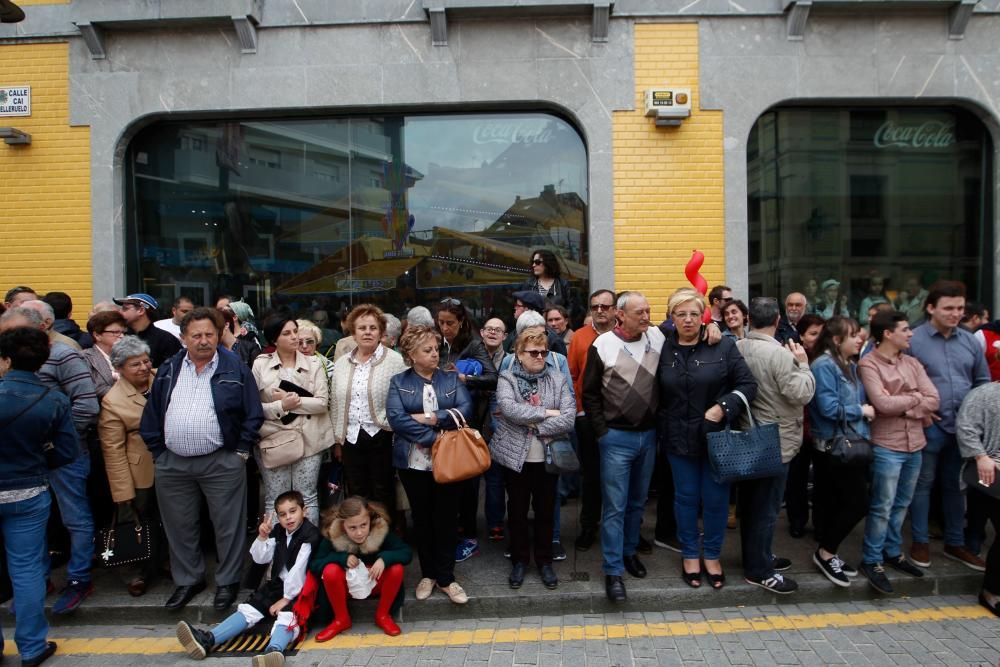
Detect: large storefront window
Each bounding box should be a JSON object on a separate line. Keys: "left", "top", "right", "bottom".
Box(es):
{"left": 747, "top": 106, "right": 992, "bottom": 322}
{"left": 126, "top": 113, "right": 588, "bottom": 328}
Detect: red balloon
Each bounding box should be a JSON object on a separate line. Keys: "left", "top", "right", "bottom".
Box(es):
{"left": 685, "top": 250, "right": 708, "bottom": 295}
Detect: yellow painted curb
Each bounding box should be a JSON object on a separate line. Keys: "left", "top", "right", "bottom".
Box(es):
{"left": 2, "top": 604, "right": 992, "bottom": 656}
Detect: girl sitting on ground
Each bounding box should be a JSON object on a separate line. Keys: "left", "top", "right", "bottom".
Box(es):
{"left": 309, "top": 496, "right": 413, "bottom": 640}
{"left": 176, "top": 490, "right": 320, "bottom": 667}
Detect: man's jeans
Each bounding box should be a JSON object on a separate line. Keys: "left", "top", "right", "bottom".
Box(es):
{"left": 1, "top": 492, "right": 52, "bottom": 661}
{"left": 863, "top": 446, "right": 922, "bottom": 564}
{"left": 737, "top": 464, "right": 789, "bottom": 581}
{"left": 598, "top": 428, "right": 656, "bottom": 576}
{"left": 909, "top": 424, "right": 964, "bottom": 546}
{"left": 45, "top": 453, "right": 94, "bottom": 582}
{"left": 484, "top": 461, "right": 506, "bottom": 530}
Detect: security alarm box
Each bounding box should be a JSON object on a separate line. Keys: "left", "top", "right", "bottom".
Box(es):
{"left": 645, "top": 88, "right": 691, "bottom": 119}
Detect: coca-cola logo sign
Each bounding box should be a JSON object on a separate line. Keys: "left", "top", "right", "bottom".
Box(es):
{"left": 473, "top": 121, "right": 553, "bottom": 145}
{"left": 873, "top": 120, "right": 955, "bottom": 149}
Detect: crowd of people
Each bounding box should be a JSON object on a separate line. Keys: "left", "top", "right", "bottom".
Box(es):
{"left": 2, "top": 250, "right": 1000, "bottom": 665}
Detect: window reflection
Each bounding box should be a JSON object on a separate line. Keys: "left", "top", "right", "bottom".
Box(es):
{"left": 127, "top": 113, "right": 588, "bottom": 328}
{"left": 747, "top": 106, "right": 991, "bottom": 323}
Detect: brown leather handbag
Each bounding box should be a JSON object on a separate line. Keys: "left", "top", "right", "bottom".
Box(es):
{"left": 431, "top": 408, "right": 491, "bottom": 484}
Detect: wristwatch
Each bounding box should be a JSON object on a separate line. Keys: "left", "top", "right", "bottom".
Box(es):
{"left": 237, "top": 451, "right": 250, "bottom": 461}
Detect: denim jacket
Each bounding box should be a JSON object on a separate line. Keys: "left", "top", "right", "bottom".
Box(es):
{"left": 386, "top": 368, "right": 472, "bottom": 469}
{"left": 808, "top": 352, "right": 870, "bottom": 442}
{"left": 0, "top": 370, "right": 79, "bottom": 492}
{"left": 140, "top": 347, "right": 265, "bottom": 459}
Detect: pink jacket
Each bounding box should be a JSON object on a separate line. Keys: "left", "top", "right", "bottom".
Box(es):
{"left": 858, "top": 351, "right": 940, "bottom": 453}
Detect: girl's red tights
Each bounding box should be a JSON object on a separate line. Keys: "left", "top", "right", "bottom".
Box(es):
{"left": 317, "top": 563, "right": 405, "bottom": 641}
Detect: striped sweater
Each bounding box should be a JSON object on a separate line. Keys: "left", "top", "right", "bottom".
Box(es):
{"left": 37, "top": 341, "right": 100, "bottom": 438}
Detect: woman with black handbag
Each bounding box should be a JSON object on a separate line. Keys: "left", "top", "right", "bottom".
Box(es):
{"left": 492, "top": 329, "right": 576, "bottom": 590}
{"left": 98, "top": 336, "right": 160, "bottom": 596}
{"left": 808, "top": 316, "right": 874, "bottom": 587}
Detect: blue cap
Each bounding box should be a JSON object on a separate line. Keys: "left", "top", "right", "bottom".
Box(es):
{"left": 113, "top": 293, "right": 159, "bottom": 310}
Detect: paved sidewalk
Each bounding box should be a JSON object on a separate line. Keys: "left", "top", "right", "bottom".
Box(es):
{"left": 41, "top": 498, "right": 990, "bottom": 626}
{"left": 8, "top": 596, "right": 999, "bottom": 666}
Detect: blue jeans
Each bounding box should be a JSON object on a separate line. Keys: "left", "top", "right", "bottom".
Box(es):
{"left": 863, "top": 446, "right": 922, "bottom": 564}
{"left": 1, "top": 492, "right": 52, "bottom": 661}
{"left": 737, "top": 464, "right": 788, "bottom": 580}
{"left": 598, "top": 428, "right": 656, "bottom": 575}
{"left": 45, "top": 453, "right": 95, "bottom": 582}
{"left": 668, "top": 453, "right": 730, "bottom": 560}
{"left": 909, "top": 425, "right": 964, "bottom": 546}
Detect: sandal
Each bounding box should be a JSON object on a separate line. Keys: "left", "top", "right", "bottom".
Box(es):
{"left": 681, "top": 563, "right": 702, "bottom": 588}
{"left": 703, "top": 559, "right": 725, "bottom": 590}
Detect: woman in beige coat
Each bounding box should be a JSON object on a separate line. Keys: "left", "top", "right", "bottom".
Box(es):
{"left": 252, "top": 315, "right": 332, "bottom": 524}
{"left": 98, "top": 335, "right": 157, "bottom": 596}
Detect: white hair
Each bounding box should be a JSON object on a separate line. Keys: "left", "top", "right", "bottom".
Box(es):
{"left": 405, "top": 306, "right": 434, "bottom": 328}
{"left": 20, "top": 299, "right": 55, "bottom": 323}
{"left": 515, "top": 310, "right": 546, "bottom": 335}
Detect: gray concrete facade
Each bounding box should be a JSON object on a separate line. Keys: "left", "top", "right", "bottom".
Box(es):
{"left": 2, "top": 0, "right": 998, "bottom": 304}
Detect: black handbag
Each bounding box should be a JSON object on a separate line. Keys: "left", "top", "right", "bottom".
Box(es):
{"left": 706, "top": 391, "right": 785, "bottom": 484}
{"left": 962, "top": 460, "right": 1000, "bottom": 499}
{"left": 95, "top": 505, "right": 157, "bottom": 568}
{"left": 816, "top": 408, "right": 874, "bottom": 467}
{"left": 544, "top": 438, "right": 580, "bottom": 475}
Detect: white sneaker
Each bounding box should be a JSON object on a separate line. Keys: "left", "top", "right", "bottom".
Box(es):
{"left": 438, "top": 581, "right": 469, "bottom": 604}
{"left": 415, "top": 577, "right": 435, "bottom": 600}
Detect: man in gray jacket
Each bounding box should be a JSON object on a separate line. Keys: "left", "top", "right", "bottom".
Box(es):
{"left": 736, "top": 297, "right": 816, "bottom": 594}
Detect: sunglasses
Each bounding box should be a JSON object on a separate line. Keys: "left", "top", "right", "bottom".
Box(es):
{"left": 531, "top": 259, "right": 544, "bottom": 266}
{"left": 590, "top": 303, "right": 613, "bottom": 312}
{"left": 440, "top": 297, "right": 462, "bottom": 306}
{"left": 522, "top": 349, "right": 549, "bottom": 358}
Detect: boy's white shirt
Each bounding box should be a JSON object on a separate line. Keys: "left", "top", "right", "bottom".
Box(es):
{"left": 250, "top": 526, "right": 312, "bottom": 601}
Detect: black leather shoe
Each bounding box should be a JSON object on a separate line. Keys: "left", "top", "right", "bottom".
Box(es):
{"left": 539, "top": 564, "right": 558, "bottom": 590}
{"left": 624, "top": 554, "right": 647, "bottom": 579}
{"left": 21, "top": 641, "right": 57, "bottom": 667}
{"left": 509, "top": 562, "right": 526, "bottom": 589}
{"left": 575, "top": 528, "right": 596, "bottom": 552}
{"left": 213, "top": 583, "right": 240, "bottom": 610}
{"left": 605, "top": 575, "right": 626, "bottom": 602}
{"left": 637, "top": 536, "right": 653, "bottom": 555}
{"left": 164, "top": 581, "right": 206, "bottom": 610}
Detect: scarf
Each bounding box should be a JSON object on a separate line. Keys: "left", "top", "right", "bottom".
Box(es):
{"left": 511, "top": 359, "right": 546, "bottom": 404}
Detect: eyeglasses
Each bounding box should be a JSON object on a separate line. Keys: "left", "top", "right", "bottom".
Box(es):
{"left": 522, "top": 349, "right": 549, "bottom": 358}
{"left": 673, "top": 312, "right": 702, "bottom": 321}
{"left": 531, "top": 259, "right": 544, "bottom": 266}
{"left": 482, "top": 327, "right": 505, "bottom": 335}
{"left": 101, "top": 329, "right": 127, "bottom": 336}
{"left": 590, "top": 303, "right": 613, "bottom": 312}
{"left": 440, "top": 297, "right": 462, "bottom": 306}
{"left": 299, "top": 338, "right": 317, "bottom": 346}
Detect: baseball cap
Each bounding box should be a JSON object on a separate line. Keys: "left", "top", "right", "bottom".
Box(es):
{"left": 113, "top": 293, "right": 159, "bottom": 310}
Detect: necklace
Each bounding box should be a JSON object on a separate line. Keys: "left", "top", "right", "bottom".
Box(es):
{"left": 621, "top": 333, "right": 651, "bottom": 359}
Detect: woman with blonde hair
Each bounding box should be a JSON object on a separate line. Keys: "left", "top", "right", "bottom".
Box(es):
{"left": 657, "top": 288, "right": 756, "bottom": 590}
{"left": 492, "top": 328, "right": 575, "bottom": 590}
{"left": 386, "top": 325, "right": 472, "bottom": 605}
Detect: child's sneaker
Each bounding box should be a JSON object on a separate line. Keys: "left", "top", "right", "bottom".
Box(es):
{"left": 176, "top": 621, "right": 214, "bottom": 660}
{"left": 251, "top": 650, "right": 285, "bottom": 667}
{"left": 455, "top": 538, "right": 479, "bottom": 562}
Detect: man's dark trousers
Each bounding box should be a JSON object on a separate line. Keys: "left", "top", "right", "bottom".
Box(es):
{"left": 738, "top": 465, "right": 789, "bottom": 581}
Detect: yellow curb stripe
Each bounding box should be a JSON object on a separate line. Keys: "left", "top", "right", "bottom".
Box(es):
{"left": 3, "top": 604, "right": 992, "bottom": 656}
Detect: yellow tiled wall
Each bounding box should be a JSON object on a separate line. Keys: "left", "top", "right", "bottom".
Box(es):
{"left": 613, "top": 23, "right": 725, "bottom": 318}
{"left": 0, "top": 42, "right": 92, "bottom": 315}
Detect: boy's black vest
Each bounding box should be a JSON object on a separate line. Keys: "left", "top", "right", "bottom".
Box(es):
{"left": 269, "top": 519, "right": 321, "bottom": 573}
